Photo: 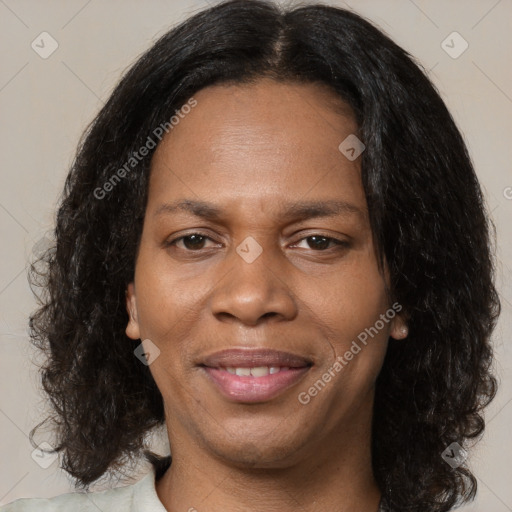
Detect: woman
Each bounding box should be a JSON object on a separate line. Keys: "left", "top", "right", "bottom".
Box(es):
{"left": 2, "top": 0, "right": 499, "bottom": 511}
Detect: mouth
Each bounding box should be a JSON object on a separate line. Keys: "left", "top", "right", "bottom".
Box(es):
{"left": 199, "top": 348, "right": 313, "bottom": 403}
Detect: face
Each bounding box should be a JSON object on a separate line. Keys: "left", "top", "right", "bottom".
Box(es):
{"left": 126, "top": 78, "right": 406, "bottom": 469}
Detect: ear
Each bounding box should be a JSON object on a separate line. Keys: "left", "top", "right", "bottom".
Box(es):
{"left": 125, "top": 282, "right": 141, "bottom": 340}
{"left": 389, "top": 313, "right": 409, "bottom": 340}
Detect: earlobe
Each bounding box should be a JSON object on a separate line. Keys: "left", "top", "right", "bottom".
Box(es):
{"left": 125, "top": 282, "right": 141, "bottom": 340}
{"left": 390, "top": 315, "right": 409, "bottom": 340}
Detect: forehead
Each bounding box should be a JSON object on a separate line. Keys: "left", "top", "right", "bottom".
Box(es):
{"left": 148, "top": 78, "right": 366, "bottom": 218}
{"left": 158, "top": 78, "right": 357, "bottom": 149}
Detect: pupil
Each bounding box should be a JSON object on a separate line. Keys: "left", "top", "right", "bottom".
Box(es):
{"left": 184, "top": 235, "right": 205, "bottom": 250}
{"left": 182, "top": 235, "right": 330, "bottom": 251}
{"left": 309, "top": 236, "right": 329, "bottom": 250}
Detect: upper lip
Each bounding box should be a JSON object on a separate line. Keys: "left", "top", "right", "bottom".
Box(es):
{"left": 201, "top": 349, "right": 313, "bottom": 368}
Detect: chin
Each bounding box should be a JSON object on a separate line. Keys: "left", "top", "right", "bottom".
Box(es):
{"left": 202, "top": 421, "right": 312, "bottom": 469}
{"left": 213, "top": 443, "right": 305, "bottom": 470}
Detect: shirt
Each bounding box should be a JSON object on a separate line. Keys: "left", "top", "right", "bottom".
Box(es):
{"left": 1, "top": 465, "right": 388, "bottom": 511}
{"left": 0, "top": 465, "right": 167, "bottom": 511}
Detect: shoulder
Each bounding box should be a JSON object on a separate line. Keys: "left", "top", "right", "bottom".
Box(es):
{"left": 0, "top": 468, "right": 162, "bottom": 512}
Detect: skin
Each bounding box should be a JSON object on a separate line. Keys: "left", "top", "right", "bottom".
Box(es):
{"left": 125, "top": 78, "right": 407, "bottom": 512}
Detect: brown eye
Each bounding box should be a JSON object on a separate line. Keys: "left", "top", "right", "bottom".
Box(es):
{"left": 180, "top": 234, "right": 207, "bottom": 250}
{"left": 306, "top": 235, "right": 331, "bottom": 250}
{"left": 166, "top": 233, "right": 218, "bottom": 251}
{"left": 293, "top": 235, "right": 347, "bottom": 251}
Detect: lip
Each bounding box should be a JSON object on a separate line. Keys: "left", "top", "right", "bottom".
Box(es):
{"left": 201, "top": 348, "right": 312, "bottom": 369}
{"left": 199, "top": 348, "right": 312, "bottom": 403}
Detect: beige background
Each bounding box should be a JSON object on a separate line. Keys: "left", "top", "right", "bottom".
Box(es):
{"left": 0, "top": 0, "right": 511, "bottom": 509}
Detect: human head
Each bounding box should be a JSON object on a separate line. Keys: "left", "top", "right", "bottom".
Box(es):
{"left": 29, "top": 2, "right": 499, "bottom": 511}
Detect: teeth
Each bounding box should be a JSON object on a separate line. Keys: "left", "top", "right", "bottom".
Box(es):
{"left": 225, "top": 366, "right": 289, "bottom": 377}
{"left": 250, "top": 366, "right": 269, "bottom": 377}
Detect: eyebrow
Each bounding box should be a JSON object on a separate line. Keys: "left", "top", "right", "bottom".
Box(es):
{"left": 154, "top": 199, "right": 366, "bottom": 222}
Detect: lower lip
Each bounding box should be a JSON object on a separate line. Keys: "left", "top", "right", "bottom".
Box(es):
{"left": 202, "top": 367, "right": 311, "bottom": 403}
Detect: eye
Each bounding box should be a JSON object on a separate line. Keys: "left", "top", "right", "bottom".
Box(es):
{"left": 292, "top": 235, "right": 348, "bottom": 251}
{"left": 166, "top": 232, "right": 220, "bottom": 251}
{"left": 165, "top": 232, "right": 349, "bottom": 253}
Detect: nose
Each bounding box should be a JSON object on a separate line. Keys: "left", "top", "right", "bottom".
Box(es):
{"left": 210, "top": 243, "right": 298, "bottom": 326}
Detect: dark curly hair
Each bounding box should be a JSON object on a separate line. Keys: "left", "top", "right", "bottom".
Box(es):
{"left": 28, "top": 1, "right": 500, "bottom": 511}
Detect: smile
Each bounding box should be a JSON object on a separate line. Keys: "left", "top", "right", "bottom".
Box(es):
{"left": 199, "top": 348, "right": 313, "bottom": 403}
{"left": 223, "top": 366, "right": 290, "bottom": 376}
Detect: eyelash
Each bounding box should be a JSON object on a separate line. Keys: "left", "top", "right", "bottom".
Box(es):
{"left": 165, "top": 231, "right": 349, "bottom": 252}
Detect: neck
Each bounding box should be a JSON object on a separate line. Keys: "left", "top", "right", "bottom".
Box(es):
{"left": 156, "top": 411, "right": 381, "bottom": 512}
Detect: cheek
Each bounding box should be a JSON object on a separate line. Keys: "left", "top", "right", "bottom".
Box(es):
{"left": 134, "top": 255, "right": 199, "bottom": 335}
{"left": 306, "top": 259, "right": 391, "bottom": 396}
{"left": 310, "top": 260, "right": 389, "bottom": 341}
{"left": 133, "top": 257, "right": 207, "bottom": 380}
